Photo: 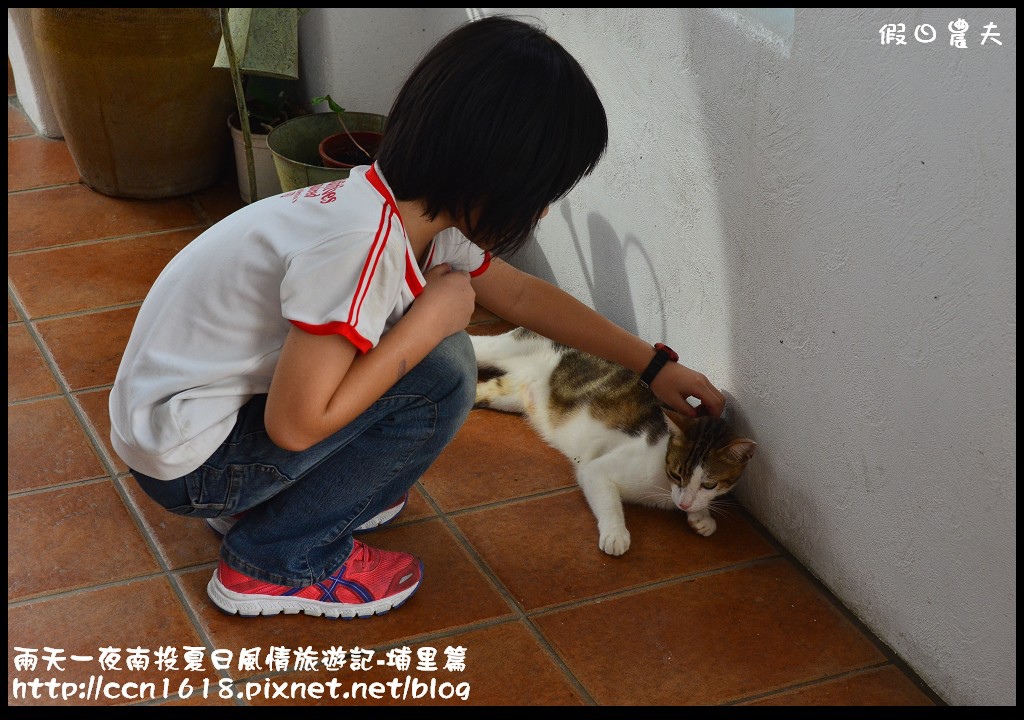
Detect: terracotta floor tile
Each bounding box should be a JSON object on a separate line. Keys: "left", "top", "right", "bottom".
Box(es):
{"left": 176, "top": 520, "right": 513, "bottom": 679}
{"left": 74, "top": 387, "right": 125, "bottom": 473}
{"left": 192, "top": 173, "right": 245, "bottom": 223}
{"left": 8, "top": 577, "right": 221, "bottom": 707}
{"left": 117, "top": 475, "right": 222, "bottom": 571}
{"left": 8, "top": 323, "right": 61, "bottom": 401}
{"left": 742, "top": 664, "right": 937, "bottom": 706}
{"left": 9, "top": 294, "right": 22, "bottom": 322}
{"left": 9, "top": 102, "right": 34, "bottom": 136}
{"left": 9, "top": 231, "right": 198, "bottom": 318}
{"left": 7, "top": 134, "right": 80, "bottom": 191}
{"left": 395, "top": 484, "right": 439, "bottom": 526}
{"left": 8, "top": 397, "right": 106, "bottom": 493}
{"left": 420, "top": 408, "right": 575, "bottom": 510}
{"left": 8, "top": 480, "right": 161, "bottom": 601}
{"left": 534, "top": 558, "right": 886, "bottom": 705}
{"left": 34, "top": 306, "right": 139, "bottom": 391}
{"left": 457, "top": 490, "right": 777, "bottom": 611}
{"left": 8, "top": 184, "right": 203, "bottom": 253}
{"left": 252, "top": 621, "right": 587, "bottom": 706}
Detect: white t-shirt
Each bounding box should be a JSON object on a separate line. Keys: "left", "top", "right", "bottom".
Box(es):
{"left": 109, "top": 164, "right": 490, "bottom": 480}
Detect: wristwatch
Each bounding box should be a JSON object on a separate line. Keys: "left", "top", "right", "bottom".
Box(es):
{"left": 638, "top": 342, "right": 679, "bottom": 389}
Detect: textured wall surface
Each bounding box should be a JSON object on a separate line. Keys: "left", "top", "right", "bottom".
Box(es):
{"left": 491, "top": 7, "right": 1017, "bottom": 706}
{"left": 298, "top": 8, "right": 471, "bottom": 118}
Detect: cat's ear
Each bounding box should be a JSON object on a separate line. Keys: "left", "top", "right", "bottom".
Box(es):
{"left": 720, "top": 439, "right": 757, "bottom": 464}
{"left": 662, "top": 408, "right": 696, "bottom": 435}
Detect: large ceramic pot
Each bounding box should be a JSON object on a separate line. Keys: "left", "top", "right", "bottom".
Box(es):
{"left": 32, "top": 8, "right": 235, "bottom": 199}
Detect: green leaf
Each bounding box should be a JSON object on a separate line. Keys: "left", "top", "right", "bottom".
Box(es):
{"left": 311, "top": 93, "right": 346, "bottom": 114}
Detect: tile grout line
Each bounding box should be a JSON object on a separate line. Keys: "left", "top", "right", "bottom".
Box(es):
{"left": 8, "top": 224, "right": 212, "bottom": 257}
{"left": 725, "top": 661, "right": 898, "bottom": 706}
{"left": 7, "top": 475, "right": 111, "bottom": 500}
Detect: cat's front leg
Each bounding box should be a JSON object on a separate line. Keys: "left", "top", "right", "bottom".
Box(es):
{"left": 687, "top": 508, "right": 717, "bottom": 536}
{"left": 577, "top": 465, "right": 631, "bottom": 556}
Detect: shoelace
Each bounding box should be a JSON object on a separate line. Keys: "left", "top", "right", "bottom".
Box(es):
{"left": 345, "top": 540, "right": 374, "bottom": 572}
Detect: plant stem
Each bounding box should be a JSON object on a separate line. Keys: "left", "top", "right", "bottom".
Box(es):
{"left": 336, "top": 113, "right": 372, "bottom": 160}
{"left": 220, "top": 8, "right": 257, "bottom": 202}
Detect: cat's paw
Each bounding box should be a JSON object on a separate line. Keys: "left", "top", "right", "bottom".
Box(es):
{"left": 599, "top": 528, "right": 631, "bottom": 556}
{"left": 687, "top": 512, "right": 717, "bottom": 537}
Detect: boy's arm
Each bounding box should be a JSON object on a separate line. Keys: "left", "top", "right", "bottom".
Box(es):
{"left": 471, "top": 258, "right": 726, "bottom": 418}
{"left": 265, "top": 264, "right": 475, "bottom": 451}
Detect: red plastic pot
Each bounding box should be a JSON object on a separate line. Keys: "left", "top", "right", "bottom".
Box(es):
{"left": 318, "top": 130, "right": 383, "bottom": 168}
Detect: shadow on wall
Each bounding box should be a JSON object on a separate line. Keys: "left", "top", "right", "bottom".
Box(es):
{"left": 512, "top": 201, "right": 676, "bottom": 340}
{"left": 674, "top": 8, "right": 788, "bottom": 500}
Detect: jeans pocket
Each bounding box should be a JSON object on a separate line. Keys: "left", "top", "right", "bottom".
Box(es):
{"left": 181, "top": 465, "right": 239, "bottom": 517}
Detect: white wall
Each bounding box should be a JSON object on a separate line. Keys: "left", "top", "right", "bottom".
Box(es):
{"left": 7, "top": 8, "right": 62, "bottom": 137}
{"left": 309, "top": 6, "right": 1017, "bottom": 706}
{"left": 297, "top": 8, "right": 472, "bottom": 117}
{"left": 501, "top": 7, "right": 1016, "bottom": 706}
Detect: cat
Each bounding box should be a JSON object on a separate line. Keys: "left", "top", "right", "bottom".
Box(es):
{"left": 470, "top": 327, "right": 757, "bottom": 556}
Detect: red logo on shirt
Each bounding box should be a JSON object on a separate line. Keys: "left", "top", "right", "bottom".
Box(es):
{"left": 282, "top": 180, "right": 348, "bottom": 204}
{"left": 319, "top": 179, "right": 345, "bottom": 204}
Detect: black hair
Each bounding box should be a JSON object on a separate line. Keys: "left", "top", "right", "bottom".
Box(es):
{"left": 376, "top": 15, "right": 609, "bottom": 258}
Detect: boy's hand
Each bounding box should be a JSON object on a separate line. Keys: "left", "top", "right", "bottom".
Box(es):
{"left": 650, "top": 361, "right": 726, "bottom": 418}
{"left": 412, "top": 263, "right": 477, "bottom": 340}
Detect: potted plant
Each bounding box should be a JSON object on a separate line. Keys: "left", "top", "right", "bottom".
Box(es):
{"left": 267, "top": 100, "right": 386, "bottom": 192}
{"left": 216, "top": 8, "right": 306, "bottom": 203}
{"left": 225, "top": 75, "right": 306, "bottom": 203}
{"left": 312, "top": 94, "right": 384, "bottom": 169}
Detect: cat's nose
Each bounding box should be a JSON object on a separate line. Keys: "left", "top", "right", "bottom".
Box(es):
{"left": 678, "top": 500, "right": 691, "bottom": 510}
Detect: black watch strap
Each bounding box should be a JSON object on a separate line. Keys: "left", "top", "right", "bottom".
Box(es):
{"left": 639, "top": 342, "right": 679, "bottom": 389}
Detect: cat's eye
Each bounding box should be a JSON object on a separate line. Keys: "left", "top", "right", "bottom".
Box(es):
{"left": 701, "top": 481, "right": 718, "bottom": 490}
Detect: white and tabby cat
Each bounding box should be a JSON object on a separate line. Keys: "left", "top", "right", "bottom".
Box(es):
{"left": 471, "top": 327, "right": 757, "bottom": 556}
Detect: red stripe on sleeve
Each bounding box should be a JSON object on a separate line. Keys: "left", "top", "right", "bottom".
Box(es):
{"left": 349, "top": 206, "right": 393, "bottom": 328}
{"left": 290, "top": 319, "right": 373, "bottom": 354}
{"left": 405, "top": 246, "right": 424, "bottom": 296}
{"left": 470, "top": 251, "right": 492, "bottom": 277}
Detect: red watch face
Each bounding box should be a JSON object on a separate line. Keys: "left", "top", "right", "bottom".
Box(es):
{"left": 655, "top": 343, "right": 679, "bottom": 362}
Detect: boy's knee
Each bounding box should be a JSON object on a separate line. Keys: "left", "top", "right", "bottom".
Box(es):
{"left": 425, "top": 331, "right": 476, "bottom": 412}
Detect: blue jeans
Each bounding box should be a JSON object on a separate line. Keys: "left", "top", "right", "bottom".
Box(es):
{"left": 131, "top": 331, "right": 476, "bottom": 587}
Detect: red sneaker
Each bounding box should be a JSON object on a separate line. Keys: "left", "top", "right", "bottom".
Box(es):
{"left": 206, "top": 539, "right": 423, "bottom": 619}
{"left": 206, "top": 492, "right": 409, "bottom": 536}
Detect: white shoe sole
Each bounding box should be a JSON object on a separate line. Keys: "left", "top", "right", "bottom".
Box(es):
{"left": 206, "top": 563, "right": 422, "bottom": 619}
{"left": 353, "top": 499, "right": 405, "bottom": 531}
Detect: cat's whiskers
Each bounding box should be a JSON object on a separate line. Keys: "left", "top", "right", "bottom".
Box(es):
{"left": 637, "top": 489, "right": 673, "bottom": 505}
{"left": 708, "top": 497, "right": 740, "bottom": 519}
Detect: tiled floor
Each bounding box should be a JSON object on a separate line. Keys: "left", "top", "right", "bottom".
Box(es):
{"left": 8, "top": 76, "right": 943, "bottom": 706}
